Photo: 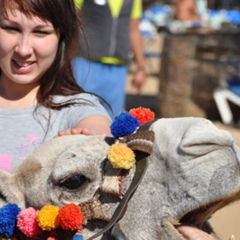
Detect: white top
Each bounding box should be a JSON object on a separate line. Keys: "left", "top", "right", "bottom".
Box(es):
{"left": 0, "top": 93, "right": 110, "bottom": 172}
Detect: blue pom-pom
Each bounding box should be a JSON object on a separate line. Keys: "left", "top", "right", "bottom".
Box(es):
{"left": 0, "top": 203, "right": 21, "bottom": 237}
{"left": 110, "top": 112, "right": 140, "bottom": 138}
{"left": 72, "top": 234, "right": 84, "bottom": 240}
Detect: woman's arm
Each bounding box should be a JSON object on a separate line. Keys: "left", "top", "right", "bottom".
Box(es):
{"left": 57, "top": 115, "right": 112, "bottom": 136}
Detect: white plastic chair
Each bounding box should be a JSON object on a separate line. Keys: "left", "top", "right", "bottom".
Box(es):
{"left": 213, "top": 78, "right": 240, "bottom": 125}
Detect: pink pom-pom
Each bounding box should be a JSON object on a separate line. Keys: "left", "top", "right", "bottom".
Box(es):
{"left": 17, "top": 207, "right": 42, "bottom": 237}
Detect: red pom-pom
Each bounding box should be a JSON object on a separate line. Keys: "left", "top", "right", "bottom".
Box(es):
{"left": 57, "top": 204, "right": 83, "bottom": 231}
{"left": 129, "top": 107, "right": 155, "bottom": 125}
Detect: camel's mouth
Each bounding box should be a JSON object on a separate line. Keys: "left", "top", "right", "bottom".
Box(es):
{"left": 178, "top": 191, "right": 240, "bottom": 233}
{"left": 179, "top": 206, "right": 215, "bottom": 233}
{"left": 176, "top": 199, "right": 224, "bottom": 235}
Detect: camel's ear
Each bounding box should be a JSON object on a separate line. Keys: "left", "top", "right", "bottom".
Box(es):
{"left": 0, "top": 170, "right": 25, "bottom": 208}
{"left": 104, "top": 136, "right": 116, "bottom": 146}
{"left": 179, "top": 119, "right": 235, "bottom": 156}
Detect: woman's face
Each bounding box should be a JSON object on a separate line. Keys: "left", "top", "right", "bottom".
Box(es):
{"left": 0, "top": 6, "right": 60, "bottom": 86}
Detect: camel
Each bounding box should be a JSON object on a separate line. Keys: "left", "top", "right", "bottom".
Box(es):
{"left": 0, "top": 117, "right": 239, "bottom": 240}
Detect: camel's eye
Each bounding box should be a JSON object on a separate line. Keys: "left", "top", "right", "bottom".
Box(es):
{"left": 61, "top": 175, "right": 90, "bottom": 190}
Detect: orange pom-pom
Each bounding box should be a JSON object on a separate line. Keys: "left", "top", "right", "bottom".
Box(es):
{"left": 129, "top": 107, "right": 155, "bottom": 125}
{"left": 57, "top": 204, "right": 83, "bottom": 231}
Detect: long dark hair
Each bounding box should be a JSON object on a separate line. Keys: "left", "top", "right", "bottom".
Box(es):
{"left": 0, "top": 0, "right": 86, "bottom": 109}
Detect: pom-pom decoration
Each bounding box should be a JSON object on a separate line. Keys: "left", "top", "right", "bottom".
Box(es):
{"left": 37, "top": 205, "right": 59, "bottom": 231}
{"left": 0, "top": 203, "right": 21, "bottom": 238}
{"left": 0, "top": 202, "right": 84, "bottom": 239}
{"left": 72, "top": 234, "right": 84, "bottom": 240}
{"left": 108, "top": 107, "right": 155, "bottom": 170}
{"left": 108, "top": 143, "right": 135, "bottom": 169}
{"left": 129, "top": 107, "right": 155, "bottom": 125}
{"left": 110, "top": 112, "right": 140, "bottom": 139}
{"left": 57, "top": 203, "right": 83, "bottom": 230}
{"left": 17, "top": 207, "right": 42, "bottom": 237}
{"left": 0, "top": 203, "right": 85, "bottom": 240}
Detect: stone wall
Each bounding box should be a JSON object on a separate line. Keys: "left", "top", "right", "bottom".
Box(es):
{"left": 158, "top": 32, "right": 240, "bottom": 121}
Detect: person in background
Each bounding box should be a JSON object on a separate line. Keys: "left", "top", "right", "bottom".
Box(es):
{"left": 0, "top": 0, "right": 112, "bottom": 172}
{"left": 73, "top": 0, "right": 146, "bottom": 119}
{"left": 175, "top": 0, "right": 202, "bottom": 21}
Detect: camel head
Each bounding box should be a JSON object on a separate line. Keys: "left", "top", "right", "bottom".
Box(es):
{"left": 0, "top": 117, "right": 239, "bottom": 240}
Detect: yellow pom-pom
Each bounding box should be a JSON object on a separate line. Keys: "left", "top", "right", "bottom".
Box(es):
{"left": 108, "top": 143, "right": 135, "bottom": 169}
{"left": 37, "top": 205, "right": 59, "bottom": 231}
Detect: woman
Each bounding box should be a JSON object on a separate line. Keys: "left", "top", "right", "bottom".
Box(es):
{"left": 0, "top": 0, "right": 112, "bottom": 172}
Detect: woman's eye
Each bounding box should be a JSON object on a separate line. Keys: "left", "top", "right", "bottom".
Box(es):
{"left": 3, "top": 26, "right": 19, "bottom": 33}
{"left": 60, "top": 175, "right": 90, "bottom": 190}
{"left": 34, "top": 31, "right": 49, "bottom": 36}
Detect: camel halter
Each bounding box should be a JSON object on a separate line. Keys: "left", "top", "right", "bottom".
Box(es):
{"left": 87, "top": 121, "right": 155, "bottom": 240}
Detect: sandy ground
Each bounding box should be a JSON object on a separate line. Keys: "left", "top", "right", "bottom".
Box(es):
{"left": 125, "top": 32, "right": 240, "bottom": 240}
{"left": 209, "top": 123, "right": 240, "bottom": 240}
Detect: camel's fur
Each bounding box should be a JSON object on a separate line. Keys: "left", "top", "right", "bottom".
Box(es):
{"left": 0, "top": 117, "right": 239, "bottom": 240}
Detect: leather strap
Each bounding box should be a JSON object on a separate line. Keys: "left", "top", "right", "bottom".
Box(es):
{"left": 111, "top": 223, "right": 129, "bottom": 240}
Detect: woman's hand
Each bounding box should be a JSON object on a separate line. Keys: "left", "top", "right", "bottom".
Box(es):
{"left": 177, "top": 225, "right": 216, "bottom": 240}
{"left": 57, "top": 127, "right": 97, "bottom": 136}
